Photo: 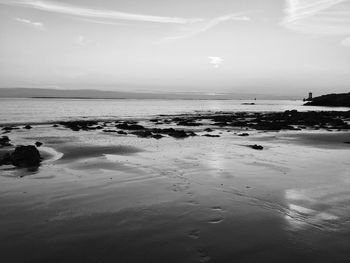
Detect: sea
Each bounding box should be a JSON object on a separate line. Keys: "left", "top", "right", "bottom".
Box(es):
{"left": 0, "top": 98, "right": 349, "bottom": 124}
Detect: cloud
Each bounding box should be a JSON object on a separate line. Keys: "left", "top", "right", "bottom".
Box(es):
{"left": 15, "top": 17, "right": 45, "bottom": 30}
{"left": 281, "top": 0, "right": 350, "bottom": 41}
{"left": 1, "top": 0, "right": 203, "bottom": 24}
{"left": 3, "top": 1, "right": 250, "bottom": 42}
{"left": 161, "top": 13, "right": 250, "bottom": 42}
{"left": 208, "top": 56, "right": 224, "bottom": 68}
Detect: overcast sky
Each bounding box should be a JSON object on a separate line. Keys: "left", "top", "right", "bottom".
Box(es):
{"left": 0, "top": 0, "right": 349, "bottom": 96}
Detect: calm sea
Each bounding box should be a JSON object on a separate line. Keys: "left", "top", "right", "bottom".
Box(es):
{"left": 0, "top": 98, "right": 349, "bottom": 124}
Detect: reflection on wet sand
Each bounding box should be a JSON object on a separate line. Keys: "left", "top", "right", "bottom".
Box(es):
{"left": 285, "top": 185, "right": 350, "bottom": 231}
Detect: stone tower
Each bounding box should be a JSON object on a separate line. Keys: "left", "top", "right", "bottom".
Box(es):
{"left": 308, "top": 92, "right": 312, "bottom": 100}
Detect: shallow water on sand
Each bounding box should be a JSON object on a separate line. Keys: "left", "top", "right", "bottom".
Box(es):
{"left": 1, "top": 125, "right": 350, "bottom": 262}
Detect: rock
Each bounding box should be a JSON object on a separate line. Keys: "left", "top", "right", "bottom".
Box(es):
{"left": 35, "top": 141, "right": 43, "bottom": 147}
{"left": 10, "top": 145, "right": 41, "bottom": 167}
{"left": 238, "top": 133, "right": 249, "bottom": 136}
{"left": 115, "top": 123, "right": 145, "bottom": 130}
{"left": 2, "top": 126, "right": 19, "bottom": 132}
{"left": 59, "top": 120, "right": 98, "bottom": 131}
{"left": 24, "top": 125, "right": 32, "bottom": 129}
{"left": 203, "top": 134, "right": 220, "bottom": 137}
{"left": 53, "top": 124, "right": 59, "bottom": 127}
{"left": 117, "top": 130, "right": 127, "bottom": 135}
{"left": 152, "top": 134, "right": 164, "bottom": 139}
{"left": 0, "top": 152, "right": 11, "bottom": 166}
{"left": 0, "top": 136, "right": 12, "bottom": 147}
{"left": 102, "top": 129, "right": 117, "bottom": 133}
{"left": 131, "top": 130, "right": 153, "bottom": 138}
{"left": 204, "top": 128, "right": 213, "bottom": 132}
{"left": 168, "top": 130, "right": 189, "bottom": 138}
{"left": 249, "top": 144, "right": 264, "bottom": 150}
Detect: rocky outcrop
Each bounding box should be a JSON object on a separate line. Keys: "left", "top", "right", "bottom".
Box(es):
{"left": 0, "top": 136, "right": 12, "bottom": 147}
{"left": 249, "top": 144, "right": 264, "bottom": 150}
{"left": 10, "top": 145, "right": 41, "bottom": 167}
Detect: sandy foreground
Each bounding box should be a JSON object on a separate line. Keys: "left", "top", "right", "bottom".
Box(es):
{"left": 1, "top": 115, "right": 350, "bottom": 263}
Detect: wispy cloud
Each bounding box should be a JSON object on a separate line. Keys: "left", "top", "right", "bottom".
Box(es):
{"left": 2, "top": 0, "right": 251, "bottom": 43}
{"left": 15, "top": 17, "right": 45, "bottom": 30}
{"left": 282, "top": 0, "right": 350, "bottom": 46}
{"left": 208, "top": 56, "right": 224, "bottom": 68}
{"left": 1, "top": 0, "right": 203, "bottom": 24}
{"left": 161, "top": 13, "right": 250, "bottom": 42}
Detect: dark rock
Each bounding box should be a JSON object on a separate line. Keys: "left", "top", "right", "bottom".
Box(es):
{"left": 0, "top": 136, "right": 12, "bottom": 147}
{"left": 59, "top": 120, "right": 98, "bottom": 131}
{"left": 204, "top": 128, "right": 213, "bottom": 132}
{"left": 24, "top": 125, "right": 32, "bottom": 129}
{"left": 249, "top": 144, "right": 264, "bottom": 150}
{"left": 53, "top": 124, "right": 59, "bottom": 127}
{"left": 117, "top": 130, "right": 127, "bottom": 135}
{"left": 10, "top": 145, "right": 41, "bottom": 167}
{"left": 0, "top": 152, "right": 11, "bottom": 166}
{"left": 168, "top": 130, "right": 189, "bottom": 138}
{"left": 102, "top": 129, "right": 117, "bottom": 133}
{"left": 2, "top": 126, "right": 19, "bottom": 132}
{"left": 35, "top": 141, "right": 43, "bottom": 147}
{"left": 203, "top": 134, "right": 220, "bottom": 137}
{"left": 152, "top": 134, "right": 164, "bottom": 139}
{"left": 115, "top": 123, "right": 145, "bottom": 130}
{"left": 238, "top": 133, "right": 249, "bottom": 136}
{"left": 132, "top": 130, "right": 153, "bottom": 138}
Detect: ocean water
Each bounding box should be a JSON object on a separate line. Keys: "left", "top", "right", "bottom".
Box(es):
{"left": 0, "top": 98, "right": 349, "bottom": 124}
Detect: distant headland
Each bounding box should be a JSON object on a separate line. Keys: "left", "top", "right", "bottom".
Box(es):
{"left": 0, "top": 88, "right": 299, "bottom": 100}
{"left": 304, "top": 92, "right": 350, "bottom": 107}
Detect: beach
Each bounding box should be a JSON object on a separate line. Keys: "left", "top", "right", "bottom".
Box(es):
{"left": 1, "top": 104, "right": 350, "bottom": 263}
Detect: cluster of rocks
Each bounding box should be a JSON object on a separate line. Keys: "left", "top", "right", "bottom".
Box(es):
{"left": 165, "top": 110, "right": 350, "bottom": 131}
{"left": 43, "top": 110, "right": 350, "bottom": 141}
{"left": 0, "top": 137, "right": 42, "bottom": 167}
{"left": 55, "top": 120, "right": 199, "bottom": 139}
{"left": 58, "top": 120, "right": 100, "bottom": 131}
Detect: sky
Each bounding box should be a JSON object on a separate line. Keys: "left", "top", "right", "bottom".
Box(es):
{"left": 0, "top": 0, "right": 349, "bottom": 96}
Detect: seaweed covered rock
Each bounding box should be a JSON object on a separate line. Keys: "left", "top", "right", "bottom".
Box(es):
{"left": 10, "top": 145, "right": 41, "bottom": 167}
{"left": 249, "top": 144, "right": 264, "bottom": 150}
{"left": 0, "top": 136, "right": 12, "bottom": 147}
{"left": 115, "top": 123, "right": 145, "bottom": 130}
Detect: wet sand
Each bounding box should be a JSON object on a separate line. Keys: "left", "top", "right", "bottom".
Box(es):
{"left": 1, "top": 112, "right": 350, "bottom": 263}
